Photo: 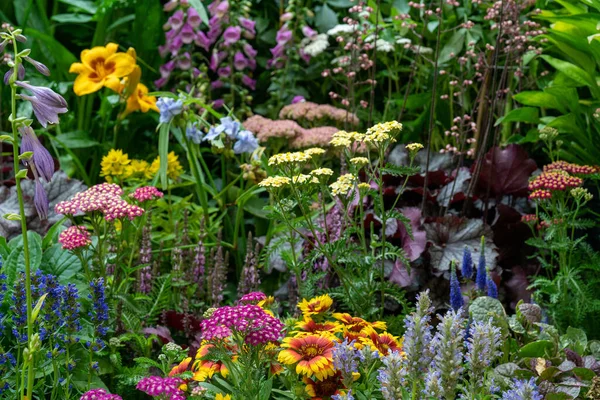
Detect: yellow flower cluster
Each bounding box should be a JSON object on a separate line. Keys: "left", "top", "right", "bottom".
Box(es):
{"left": 268, "top": 151, "right": 312, "bottom": 166}
{"left": 350, "top": 157, "right": 369, "bottom": 165}
{"left": 304, "top": 147, "right": 326, "bottom": 156}
{"left": 100, "top": 149, "right": 183, "bottom": 181}
{"left": 292, "top": 174, "right": 319, "bottom": 184}
{"left": 258, "top": 176, "right": 291, "bottom": 188}
{"left": 330, "top": 130, "right": 365, "bottom": 148}
{"left": 329, "top": 174, "right": 357, "bottom": 197}
{"left": 278, "top": 294, "right": 402, "bottom": 393}
{"left": 69, "top": 43, "right": 158, "bottom": 116}
{"left": 310, "top": 168, "right": 334, "bottom": 176}
{"left": 406, "top": 142, "right": 424, "bottom": 152}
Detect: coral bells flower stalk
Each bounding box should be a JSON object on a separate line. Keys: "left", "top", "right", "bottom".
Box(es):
{"left": 59, "top": 226, "right": 91, "bottom": 250}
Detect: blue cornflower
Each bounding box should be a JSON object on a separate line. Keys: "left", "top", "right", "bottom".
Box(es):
{"left": 233, "top": 129, "right": 259, "bottom": 154}
{"left": 156, "top": 97, "right": 183, "bottom": 124}
{"left": 450, "top": 263, "right": 464, "bottom": 312}
{"left": 501, "top": 378, "right": 543, "bottom": 400}
{"left": 186, "top": 122, "right": 204, "bottom": 144}
{"left": 461, "top": 246, "right": 473, "bottom": 279}
{"left": 204, "top": 116, "right": 241, "bottom": 142}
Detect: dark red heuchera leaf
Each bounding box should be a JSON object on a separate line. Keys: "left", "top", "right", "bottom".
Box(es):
{"left": 475, "top": 144, "right": 537, "bottom": 198}
{"left": 142, "top": 326, "right": 174, "bottom": 344}
{"left": 504, "top": 265, "right": 533, "bottom": 309}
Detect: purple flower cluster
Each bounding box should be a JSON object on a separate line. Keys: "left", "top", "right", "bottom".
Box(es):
{"left": 239, "top": 291, "right": 267, "bottom": 304}
{"left": 88, "top": 278, "right": 109, "bottom": 348}
{"left": 333, "top": 339, "right": 361, "bottom": 385}
{"left": 80, "top": 388, "right": 122, "bottom": 400}
{"left": 377, "top": 351, "right": 405, "bottom": 400}
{"left": 401, "top": 291, "right": 433, "bottom": 378}
{"left": 500, "top": 378, "right": 543, "bottom": 400}
{"left": 465, "top": 319, "right": 503, "bottom": 380}
{"left": 450, "top": 264, "right": 464, "bottom": 312}
{"left": 205, "top": 116, "right": 259, "bottom": 154}
{"left": 136, "top": 376, "right": 185, "bottom": 400}
{"left": 200, "top": 303, "right": 284, "bottom": 345}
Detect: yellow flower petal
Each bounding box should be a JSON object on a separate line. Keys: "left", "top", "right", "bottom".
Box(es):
{"left": 106, "top": 52, "right": 136, "bottom": 78}
{"left": 73, "top": 72, "right": 104, "bottom": 96}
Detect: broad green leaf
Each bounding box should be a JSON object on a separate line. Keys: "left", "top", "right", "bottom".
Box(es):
{"left": 40, "top": 244, "right": 82, "bottom": 283}
{"left": 51, "top": 13, "right": 94, "bottom": 23}
{"left": 544, "top": 86, "right": 579, "bottom": 111}
{"left": 541, "top": 55, "right": 600, "bottom": 98}
{"left": 562, "top": 326, "right": 587, "bottom": 354}
{"left": 58, "top": 0, "right": 97, "bottom": 13}
{"left": 513, "top": 91, "right": 564, "bottom": 112}
{"left": 107, "top": 15, "right": 135, "bottom": 31}
{"left": 25, "top": 28, "right": 77, "bottom": 73}
{"left": 438, "top": 29, "right": 465, "bottom": 64}
{"left": 517, "top": 340, "right": 554, "bottom": 358}
{"left": 53, "top": 131, "right": 100, "bottom": 148}
{"left": 187, "top": 0, "right": 209, "bottom": 25}
{"left": 5, "top": 232, "right": 43, "bottom": 285}
{"left": 158, "top": 123, "right": 170, "bottom": 190}
{"left": 469, "top": 296, "right": 506, "bottom": 322}
{"left": 495, "top": 107, "right": 539, "bottom": 126}
{"left": 315, "top": 4, "right": 338, "bottom": 32}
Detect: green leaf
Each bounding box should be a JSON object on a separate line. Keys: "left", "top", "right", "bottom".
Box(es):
{"left": 469, "top": 296, "right": 506, "bottom": 322}
{"left": 42, "top": 217, "right": 67, "bottom": 249}
{"left": 107, "top": 15, "right": 135, "bottom": 32}
{"left": 51, "top": 13, "right": 94, "bottom": 23}
{"left": 517, "top": 340, "right": 554, "bottom": 358}
{"left": 5, "top": 232, "right": 43, "bottom": 285}
{"left": 53, "top": 131, "right": 100, "bottom": 149}
{"left": 158, "top": 123, "right": 170, "bottom": 190}
{"left": 187, "top": 0, "right": 209, "bottom": 25}
{"left": 25, "top": 28, "right": 77, "bottom": 73}
{"left": 315, "top": 4, "right": 338, "bottom": 32}
{"left": 438, "top": 29, "right": 465, "bottom": 64}
{"left": 541, "top": 55, "right": 600, "bottom": 98}
{"left": 40, "top": 244, "right": 82, "bottom": 283}
{"left": 562, "top": 326, "right": 587, "bottom": 354}
{"left": 495, "top": 107, "right": 539, "bottom": 126}
{"left": 58, "top": 0, "right": 97, "bottom": 13}
{"left": 513, "top": 91, "right": 565, "bottom": 112}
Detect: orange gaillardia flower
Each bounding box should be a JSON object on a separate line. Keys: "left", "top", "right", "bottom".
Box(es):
{"left": 278, "top": 335, "right": 335, "bottom": 381}
{"left": 333, "top": 313, "right": 387, "bottom": 332}
{"left": 298, "top": 295, "right": 334, "bottom": 317}
{"left": 192, "top": 343, "right": 230, "bottom": 381}
{"left": 359, "top": 328, "right": 402, "bottom": 356}
{"left": 293, "top": 318, "right": 342, "bottom": 338}
{"left": 69, "top": 43, "right": 136, "bottom": 96}
{"left": 169, "top": 357, "right": 192, "bottom": 376}
{"left": 303, "top": 372, "right": 345, "bottom": 399}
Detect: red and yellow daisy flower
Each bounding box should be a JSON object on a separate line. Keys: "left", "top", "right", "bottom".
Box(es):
{"left": 298, "top": 295, "right": 334, "bottom": 317}
{"left": 333, "top": 313, "right": 387, "bottom": 333}
{"left": 359, "top": 328, "right": 402, "bottom": 356}
{"left": 293, "top": 318, "right": 342, "bottom": 338}
{"left": 304, "top": 371, "right": 345, "bottom": 399}
{"left": 192, "top": 343, "right": 230, "bottom": 381}
{"left": 278, "top": 335, "right": 336, "bottom": 381}
{"left": 169, "top": 357, "right": 192, "bottom": 376}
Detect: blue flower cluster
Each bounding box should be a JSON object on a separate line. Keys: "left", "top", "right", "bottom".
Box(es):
{"left": 89, "top": 278, "right": 109, "bottom": 349}
{"left": 0, "top": 256, "right": 6, "bottom": 333}
{"left": 0, "top": 351, "right": 16, "bottom": 395}
{"left": 332, "top": 339, "right": 361, "bottom": 385}
{"left": 456, "top": 241, "right": 498, "bottom": 303}
{"left": 202, "top": 116, "right": 259, "bottom": 154}
{"left": 501, "top": 378, "right": 543, "bottom": 400}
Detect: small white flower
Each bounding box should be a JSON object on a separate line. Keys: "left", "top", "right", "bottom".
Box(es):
{"left": 376, "top": 39, "right": 394, "bottom": 52}
{"left": 411, "top": 45, "right": 434, "bottom": 54}
{"left": 327, "top": 24, "right": 355, "bottom": 36}
{"left": 302, "top": 34, "right": 329, "bottom": 57}
{"left": 396, "top": 37, "right": 412, "bottom": 45}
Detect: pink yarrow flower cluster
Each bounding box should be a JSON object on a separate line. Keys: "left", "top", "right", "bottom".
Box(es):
{"left": 136, "top": 376, "right": 185, "bottom": 400}
{"left": 239, "top": 291, "right": 267, "bottom": 304}
{"left": 54, "top": 183, "right": 144, "bottom": 221}
{"left": 59, "top": 226, "right": 91, "bottom": 250}
{"left": 201, "top": 304, "right": 284, "bottom": 345}
{"left": 80, "top": 388, "right": 122, "bottom": 400}
{"left": 131, "top": 186, "right": 164, "bottom": 202}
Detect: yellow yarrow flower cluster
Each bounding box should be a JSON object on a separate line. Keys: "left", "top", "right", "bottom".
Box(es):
{"left": 363, "top": 121, "right": 402, "bottom": 144}
{"left": 329, "top": 130, "right": 365, "bottom": 148}
{"left": 329, "top": 174, "right": 357, "bottom": 197}
{"left": 310, "top": 168, "right": 334, "bottom": 176}
{"left": 350, "top": 157, "right": 369, "bottom": 165}
{"left": 258, "top": 176, "right": 291, "bottom": 188}
{"left": 304, "top": 147, "right": 326, "bottom": 156}
{"left": 268, "top": 151, "right": 312, "bottom": 166}
{"left": 406, "top": 142, "right": 424, "bottom": 152}
{"left": 148, "top": 151, "right": 184, "bottom": 181}
{"left": 292, "top": 174, "right": 319, "bottom": 184}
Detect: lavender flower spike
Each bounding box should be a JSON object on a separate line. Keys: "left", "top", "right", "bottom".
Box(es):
{"left": 19, "top": 125, "right": 54, "bottom": 182}
{"left": 501, "top": 378, "right": 543, "bottom": 400}
{"left": 401, "top": 290, "right": 434, "bottom": 379}
{"left": 475, "top": 236, "right": 487, "bottom": 292}
{"left": 378, "top": 351, "right": 405, "bottom": 400}
{"left": 332, "top": 339, "right": 361, "bottom": 386}
{"left": 450, "top": 262, "right": 464, "bottom": 312}
{"left": 15, "top": 81, "right": 67, "bottom": 127}
{"left": 461, "top": 246, "right": 473, "bottom": 278}
{"left": 465, "top": 319, "right": 503, "bottom": 382}
{"left": 487, "top": 271, "right": 498, "bottom": 298}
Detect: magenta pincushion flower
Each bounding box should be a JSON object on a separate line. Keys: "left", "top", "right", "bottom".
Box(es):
{"left": 59, "top": 226, "right": 91, "bottom": 250}
{"left": 131, "top": 186, "right": 164, "bottom": 202}
{"left": 54, "top": 183, "right": 145, "bottom": 221}
{"left": 80, "top": 388, "right": 123, "bottom": 400}
{"left": 201, "top": 304, "right": 284, "bottom": 345}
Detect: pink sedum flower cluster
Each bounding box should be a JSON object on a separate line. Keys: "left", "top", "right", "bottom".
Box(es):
{"left": 136, "top": 376, "right": 185, "bottom": 400}
{"left": 54, "top": 183, "right": 144, "bottom": 221}
{"left": 243, "top": 114, "right": 338, "bottom": 148}
{"left": 130, "top": 186, "right": 164, "bottom": 202}
{"left": 201, "top": 303, "right": 284, "bottom": 346}
{"left": 58, "top": 226, "right": 91, "bottom": 250}
{"left": 279, "top": 101, "right": 359, "bottom": 126}
{"left": 80, "top": 388, "right": 122, "bottom": 400}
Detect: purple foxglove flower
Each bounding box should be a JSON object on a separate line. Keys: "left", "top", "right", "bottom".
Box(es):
{"left": 233, "top": 51, "right": 248, "bottom": 70}
{"left": 299, "top": 48, "right": 311, "bottom": 63}
{"left": 24, "top": 56, "right": 50, "bottom": 76}
{"left": 243, "top": 43, "right": 258, "bottom": 58}
{"left": 187, "top": 7, "right": 202, "bottom": 28}
{"left": 487, "top": 272, "right": 498, "bottom": 298}
{"left": 233, "top": 130, "right": 259, "bottom": 154}
{"left": 449, "top": 265, "right": 463, "bottom": 312}
{"left": 177, "top": 52, "right": 191, "bottom": 70}
{"left": 217, "top": 66, "right": 231, "bottom": 78}
{"left": 212, "top": 99, "right": 224, "bottom": 109}
{"left": 186, "top": 122, "right": 203, "bottom": 144}
{"left": 160, "top": 60, "right": 176, "bottom": 78}
{"left": 223, "top": 26, "right": 241, "bottom": 47}
{"left": 211, "top": 80, "right": 223, "bottom": 89}
{"left": 239, "top": 17, "right": 256, "bottom": 37}
{"left": 302, "top": 25, "right": 317, "bottom": 38}
{"left": 292, "top": 95, "right": 305, "bottom": 104}
{"left": 180, "top": 23, "right": 196, "bottom": 44}
{"left": 34, "top": 180, "right": 49, "bottom": 220}
{"left": 16, "top": 81, "right": 68, "bottom": 128}
{"left": 169, "top": 10, "right": 185, "bottom": 31}
{"left": 168, "top": 35, "right": 183, "bottom": 55}
{"left": 19, "top": 125, "right": 54, "bottom": 182}
{"left": 164, "top": 0, "right": 178, "bottom": 11}
{"left": 192, "top": 68, "right": 202, "bottom": 78}
{"left": 195, "top": 31, "right": 211, "bottom": 51}
{"left": 280, "top": 12, "right": 293, "bottom": 22}
{"left": 208, "top": 0, "right": 229, "bottom": 18}
{"left": 247, "top": 58, "right": 256, "bottom": 70}
{"left": 241, "top": 75, "right": 256, "bottom": 90}
{"left": 209, "top": 51, "right": 227, "bottom": 71}
{"left": 156, "top": 97, "right": 183, "bottom": 124}
{"left": 276, "top": 27, "right": 293, "bottom": 44}
{"left": 154, "top": 77, "right": 168, "bottom": 88}
{"left": 461, "top": 246, "right": 473, "bottom": 279}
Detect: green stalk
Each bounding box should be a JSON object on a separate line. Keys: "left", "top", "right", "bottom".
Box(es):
{"left": 9, "top": 36, "right": 35, "bottom": 400}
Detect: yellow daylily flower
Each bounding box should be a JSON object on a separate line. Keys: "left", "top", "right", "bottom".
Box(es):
{"left": 124, "top": 83, "right": 159, "bottom": 116}
{"left": 69, "top": 43, "right": 136, "bottom": 96}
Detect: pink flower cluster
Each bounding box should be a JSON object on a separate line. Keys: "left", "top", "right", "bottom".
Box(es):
{"left": 201, "top": 304, "right": 284, "bottom": 345}
{"left": 58, "top": 226, "right": 91, "bottom": 250}
{"left": 80, "top": 388, "right": 122, "bottom": 400}
{"left": 242, "top": 115, "right": 338, "bottom": 148}
{"left": 279, "top": 101, "right": 359, "bottom": 126}
{"left": 131, "top": 186, "right": 164, "bottom": 202}
{"left": 54, "top": 183, "right": 145, "bottom": 221}
{"left": 239, "top": 291, "right": 267, "bottom": 304}
{"left": 544, "top": 161, "right": 599, "bottom": 175}
{"left": 136, "top": 376, "right": 185, "bottom": 400}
